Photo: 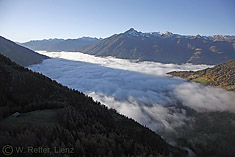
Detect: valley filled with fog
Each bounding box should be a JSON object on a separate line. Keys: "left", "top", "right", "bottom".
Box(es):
{"left": 29, "top": 51, "right": 235, "bottom": 134}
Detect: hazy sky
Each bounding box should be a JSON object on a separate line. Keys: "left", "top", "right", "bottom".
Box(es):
{"left": 0, "top": 0, "right": 235, "bottom": 42}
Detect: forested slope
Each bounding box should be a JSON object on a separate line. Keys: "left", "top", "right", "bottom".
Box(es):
{"left": 168, "top": 60, "right": 235, "bottom": 91}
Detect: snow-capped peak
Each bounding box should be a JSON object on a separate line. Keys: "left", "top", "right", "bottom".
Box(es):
{"left": 125, "top": 28, "right": 162, "bottom": 38}
{"left": 124, "top": 28, "right": 175, "bottom": 38}
{"left": 125, "top": 28, "right": 139, "bottom": 36}
{"left": 164, "top": 31, "right": 173, "bottom": 36}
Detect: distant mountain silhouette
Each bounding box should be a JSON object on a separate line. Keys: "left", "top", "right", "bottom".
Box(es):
{"left": 0, "top": 36, "right": 49, "bottom": 66}
{"left": 21, "top": 37, "right": 101, "bottom": 52}
{"left": 80, "top": 28, "right": 235, "bottom": 65}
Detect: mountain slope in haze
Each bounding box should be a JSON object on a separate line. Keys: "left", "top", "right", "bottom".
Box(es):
{"left": 169, "top": 112, "right": 235, "bottom": 157}
{"left": 80, "top": 28, "right": 235, "bottom": 65}
{"left": 21, "top": 37, "right": 101, "bottom": 52}
{"left": 0, "top": 53, "right": 186, "bottom": 156}
{"left": 168, "top": 60, "right": 235, "bottom": 91}
{"left": 0, "top": 36, "right": 49, "bottom": 66}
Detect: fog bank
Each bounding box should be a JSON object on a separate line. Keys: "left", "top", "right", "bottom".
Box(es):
{"left": 29, "top": 52, "right": 235, "bottom": 132}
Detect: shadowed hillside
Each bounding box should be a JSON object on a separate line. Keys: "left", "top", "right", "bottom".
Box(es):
{"left": 0, "top": 36, "right": 49, "bottom": 66}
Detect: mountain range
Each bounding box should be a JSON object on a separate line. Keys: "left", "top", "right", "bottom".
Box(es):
{"left": 79, "top": 28, "right": 235, "bottom": 65}
{"left": 0, "top": 36, "right": 48, "bottom": 66}
{"left": 20, "top": 28, "right": 235, "bottom": 65}
{"left": 20, "top": 37, "right": 101, "bottom": 52}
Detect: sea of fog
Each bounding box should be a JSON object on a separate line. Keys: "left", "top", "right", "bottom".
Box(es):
{"left": 29, "top": 51, "right": 235, "bottom": 133}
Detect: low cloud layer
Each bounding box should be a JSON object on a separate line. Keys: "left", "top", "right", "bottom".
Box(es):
{"left": 89, "top": 92, "right": 187, "bottom": 132}
{"left": 30, "top": 58, "right": 182, "bottom": 106}
{"left": 174, "top": 82, "right": 235, "bottom": 112}
{"left": 29, "top": 52, "right": 235, "bottom": 133}
{"left": 37, "top": 51, "right": 211, "bottom": 76}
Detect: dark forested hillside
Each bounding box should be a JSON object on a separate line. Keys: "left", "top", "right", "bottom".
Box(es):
{"left": 0, "top": 36, "right": 49, "bottom": 66}
{"left": 0, "top": 54, "right": 186, "bottom": 156}
{"left": 169, "top": 112, "right": 235, "bottom": 157}
{"left": 80, "top": 28, "right": 235, "bottom": 65}
{"left": 168, "top": 60, "right": 235, "bottom": 91}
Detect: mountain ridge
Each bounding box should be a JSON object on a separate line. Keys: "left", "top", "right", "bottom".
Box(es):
{"left": 79, "top": 28, "right": 235, "bottom": 65}
{"left": 0, "top": 36, "right": 49, "bottom": 66}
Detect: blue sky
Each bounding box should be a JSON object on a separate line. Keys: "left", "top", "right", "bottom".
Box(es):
{"left": 0, "top": 0, "right": 234, "bottom": 42}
